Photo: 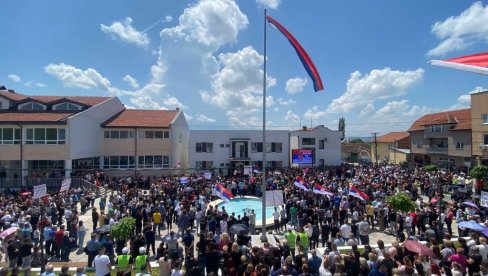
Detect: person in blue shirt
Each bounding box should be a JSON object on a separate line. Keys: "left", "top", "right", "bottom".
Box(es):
{"left": 307, "top": 249, "right": 322, "bottom": 275}
{"left": 44, "top": 225, "right": 53, "bottom": 256}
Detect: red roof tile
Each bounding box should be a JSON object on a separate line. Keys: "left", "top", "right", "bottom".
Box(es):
{"left": 0, "top": 112, "right": 73, "bottom": 123}
{"left": 408, "top": 109, "right": 471, "bottom": 132}
{"left": 0, "top": 90, "right": 111, "bottom": 106}
{"left": 0, "top": 90, "right": 28, "bottom": 101}
{"left": 376, "top": 132, "right": 409, "bottom": 143}
{"left": 103, "top": 109, "right": 179, "bottom": 128}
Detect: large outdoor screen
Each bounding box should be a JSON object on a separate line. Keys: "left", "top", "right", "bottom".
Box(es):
{"left": 292, "top": 149, "right": 313, "bottom": 164}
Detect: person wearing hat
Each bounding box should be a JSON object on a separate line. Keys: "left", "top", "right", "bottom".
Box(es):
{"left": 116, "top": 247, "right": 132, "bottom": 276}
{"left": 134, "top": 246, "right": 151, "bottom": 274}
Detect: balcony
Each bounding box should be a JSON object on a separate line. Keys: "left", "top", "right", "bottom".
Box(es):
{"left": 428, "top": 146, "right": 448, "bottom": 154}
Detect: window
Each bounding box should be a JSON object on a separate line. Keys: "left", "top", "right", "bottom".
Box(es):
{"left": 53, "top": 102, "right": 82, "bottom": 111}
{"left": 431, "top": 125, "right": 442, "bottom": 132}
{"left": 196, "top": 142, "right": 213, "bottom": 153}
{"left": 0, "top": 128, "right": 20, "bottom": 144}
{"left": 220, "top": 163, "right": 224, "bottom": 167}
{"left": 29, "top": 160, "right": 64, "bottom": 170}
{"left": 251, "top": 142, "right": 263, "bottom": 153}
{"left": 25, "top": 128, "right": 66, "bottom": 144}
{"left": 104, "top": 130, "right": 135, "bottom": 139}
{"left": 225, "top": 144, "right": 230, "bottom": 148}
{"left": 195, "top": 161, "right": 213, "bottom": 170}
{"left": 103, "top": 156, "right": 135, "bottom": 169}
{"left": 138, "top": 130, "right": 169, "bottom": 139}
{"left": 484, "top": 134, "right": 488, "bottom": 145}
{"left": 137, "top": 155, "right": 169, "bottom": 169}
{"left": 18, "top": 101, "right": 46, "bottom": 111}
{"left": 319, "top": 140, "right": 325, "bottom": 149}
{"left": 302, "top": 138, "right": 315, "bottom": 145}
{"left": 220, "top": 144, "right": 225, "bottom": 148}
{"left": 455, "top": 141, "right": 464, "bottom": 149}
{"left": 270, "top": 142, "right": 282, "bottom": 153}
{"left": 483, "top": 114, "right": 488, "bottom": 125}
{"left": 416, "top": 141, "right": 422, "bottom": 149}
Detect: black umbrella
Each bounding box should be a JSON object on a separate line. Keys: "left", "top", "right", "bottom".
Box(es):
{"left": 229, "top": 223, "right": 249, "bottom": 235}
{"left": 95, "top": 225, "right": 112, "bottom": 234}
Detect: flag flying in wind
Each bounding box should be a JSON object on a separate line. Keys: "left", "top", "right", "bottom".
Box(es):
{"left": 313, "top": 184, "right": 334, "bottom": 197}
{"left": 349, "top": 186, "right": 369, "bottom": 201}
{"left": 294, "top": 176, "right": 309, "bottom": 191}
{"left": 429, "top": 51, "right": 488, "bottom": 76}
{"left": 266, "top": 15, "right": 324, "bottom": 92}
{"left": 214, "top": 183, "right": 234, "bottom": 203}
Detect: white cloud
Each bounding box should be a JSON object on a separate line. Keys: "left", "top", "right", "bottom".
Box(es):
{"left": 304, "top": 106, "right": 328, "bottom": 121}
{"left": 196, "top": 114, "right": 216, "bottom": 123}
{"left": 256, "top": 0, "right": 280, "bottom": 9}
{"left": 123, "top": 74, "right": 140, "bottom": 89}
{"left": 100, "top": 17, "right": 150, "bottom": 48}
{"left": 7, "top": 74, "right": 21, "bottom": 82}
{"left": 161, "top": 0, "right": 248, "bottom": 50}
{"left": 277, "top": 97, "right": 296, "bottom": 106}
{"left": 447, "top": 86, "right": 487, "bottom": 110}
{"left": 35, "top": 82, "right": 46, "bottom": 88}
{"left": 428, "top": 1, "right": 488, "bottom": 56}
{"left": 326, "top": 67, "right": 424, "bottom": 113}
{"left": 164, "top": 15, "right": 173, "bottom": 23}
{"left": 202, "top": 46, "right": 276, "bottom": 124}
{"left": 285, "top": 77, "right": 308, "bottom": 94}
{"left": 360, "top": 103, "right": 375, "bottom": 116}
{"left": 373, "top": 99, "right": 433, "bottom": 121}
{"left": 285, "top": 110, "right": 300, "bottom": 123}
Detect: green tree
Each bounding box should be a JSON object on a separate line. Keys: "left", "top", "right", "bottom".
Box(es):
{"left": 386, "top": 193, "right": 416, "bottom": 213}
{"left": 338, "top": 117, "right": 345, "bottom": 141}
{"left": 470, "top": 165, "right": 488, "bottom": 180}
{"left": 111, "top": 217, "right": 136, "bottom": 240}
{"left": 423, "top": 164, "right": 439, "bottom": 172}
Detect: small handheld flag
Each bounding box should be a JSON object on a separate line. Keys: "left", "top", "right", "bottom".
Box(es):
{"left": 429, "top": 51, "right": 488, "bottom": 76}
{"left": 266, "top": 15, "right": 324, "bottom": 92}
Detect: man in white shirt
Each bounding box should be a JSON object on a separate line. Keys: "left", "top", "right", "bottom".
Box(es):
{"left": 220, "top": 217, "right": 228, "bottom": 234}
{"left": 340, "top": 223, "right": 352, "bottom": 242}
{"left": 94, "top": 247, "right": 111, "bottom": 276}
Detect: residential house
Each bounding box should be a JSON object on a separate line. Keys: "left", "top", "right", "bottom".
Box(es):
{"left": 371, "top": 132, "right": 410, "bottom": 164}
{"left": 290, "top": 125, "right": 342, "bottom": 167}
{"left": 471, "top": 90, "right": 488, "bottom": 166}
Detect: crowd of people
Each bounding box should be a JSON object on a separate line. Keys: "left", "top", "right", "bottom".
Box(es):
{"left": 0, "top": 164, "right": 487, "bottom": 276}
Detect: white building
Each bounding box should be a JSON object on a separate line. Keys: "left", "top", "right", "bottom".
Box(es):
{"left": 290, "top": 125, "right": 342, "bottom": 167}
{"left": 189, "top": 130, "right": 290, "bottom": 174}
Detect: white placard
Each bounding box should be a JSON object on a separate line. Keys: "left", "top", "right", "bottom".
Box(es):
{"left": 243, "top": 166, "right": 253, "bottom": 176}
{"left": 481, "top": 191, "right": 488, "bottom": 208}
{"left": 33, "top": 184, "right": 47, "bottom": 199}
{"left": 266, "top": 189, "right": 284, "bottom": 207}
{"left": 59, "top": 179, "right": 71, "bottom": 193}
{"left": 204, "top": 172, "right": 212, "bottom": 180}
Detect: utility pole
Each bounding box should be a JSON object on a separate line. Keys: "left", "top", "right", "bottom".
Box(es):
{"left": 372, "top": 132, "right": 379, "bottom": 165}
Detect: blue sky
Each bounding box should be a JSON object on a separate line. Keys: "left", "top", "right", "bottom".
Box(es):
{"left": 1, "top": 0, "right": 487, "bottom": 137}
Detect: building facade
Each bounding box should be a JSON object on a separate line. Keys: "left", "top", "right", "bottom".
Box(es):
{"left": 0, "top": 89, "right": 188, "bottom": 181}
{"left": 289, "top": 125, "right": 342, "bottom": 167}
{"left": 408, "top": 109, "right": 472, "bottom": 169}
{"left": 371, "top": 132, "right": 410, "bottom": 164}
{"left": 471, "top": 91, "right": 488, "bottom": 166}
{"left": 189, "top": 130, "right": 290, "bottom": 175}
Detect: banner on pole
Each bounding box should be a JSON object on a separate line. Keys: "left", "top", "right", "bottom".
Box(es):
{"left": 481, "top": 191, "right": 488, "bottom": 208}
{"left": 59, "top": 179, "right": 71, "bottom": 193}
{"left": 33, "top": 184, "right": 47, "bottom": 199}
{"left": 266, "top": 189, "right": 284, "bottom": 207}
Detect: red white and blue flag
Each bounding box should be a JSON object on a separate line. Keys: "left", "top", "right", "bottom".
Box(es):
{"left": 214, "top": 183, "right": 234, "bottom": 203}
{"left": 313, "top": 184, "right": 334, "bottom": 197}
{"left": 266, "top": 16, "right": 324, "bottom": 92}
{"left": 349, "top": 186, "right": 369, "bottom": 201}
{"left": 294, "top": 176, "right": 309, "bottom": 192}
{"left": 430, "top": 51, "right": 488, "bottom": 76}
{"left": 179, "top": 176, "right": 189, "bottom": 184}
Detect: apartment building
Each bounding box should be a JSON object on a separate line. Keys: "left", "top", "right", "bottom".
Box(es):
{"left": 471, "top": 90, "right": 488, "bottom": 166}
{"left": 0, "top": 88, "right": 188, "bottom": 180}
{"left": 289, "top": 125, "right": 342, "bottom": 167}
{"left": 371, "top": 132, "right": 410, "bottom": 164}
{"left": 189, "top": 130, "right": 290, "bottom": 175}
{"left": 408, "top": 109, "right": 472, "bottom": 169}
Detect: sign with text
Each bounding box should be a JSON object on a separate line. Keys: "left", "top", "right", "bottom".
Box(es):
{"left": 59, "top": 179, "right": 71, "bottom": 193}
{"left": 204, "top": 172, "right": 212, "bottom": 180}
{"left": 243, "top": 166, "right": 253, "bottom": 176}
{"left": 266, "top": 189, "right": 284, "bottom": 207}
{"left": 33, "top": 184, "right": 47, "bottom": 199}
{"left": 481, "top": 191, "right": 488, "bottom": 208}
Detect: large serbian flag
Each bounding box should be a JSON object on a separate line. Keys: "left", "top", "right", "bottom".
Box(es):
{"left": 214, "top": 183, "right": 234, "bottom": 203}
{"left": 313, "top": 184, "right": 334, "bottom": 197}
{"left": 349, "top": 186, "right": 369, "bottom": 201}
{"left": 429, "top": 51, "right": 488, "bottom": 76}
{"left": 267, "top": 16, "right": 324, "bottom": 92}
{"left": 294, "top": 176, "right": 309, "bottom": 192}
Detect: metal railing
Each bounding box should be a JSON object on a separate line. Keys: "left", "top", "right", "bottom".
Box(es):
{"left": 428, "top": 146, "right": 448, "bottom": 153}
{"left": 0, "top": 177, "right": 93, "bottom": 193}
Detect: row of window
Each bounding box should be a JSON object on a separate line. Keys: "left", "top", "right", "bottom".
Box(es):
{"left": 0, "top": 128, "right": 21, "bottom": 144}
{"left": 102, "top": 155, "right": 170, "bottom": 169}
{"left": 26, "top": 128, "right": 66, "bottom": 144}
{"left": 251, "top": 142, "right": 282, "bottom": 153}
{"left": 17, "top": 101, "right": 82, "bottom": 111}
{"left": 195, "top": 161, "right": 284, "bottom": 169}
{"left": 301, "top": 138, "right": 327, "bottom": 149}
{"left": 104, "top": 130, "right": 170, "bottom": 139}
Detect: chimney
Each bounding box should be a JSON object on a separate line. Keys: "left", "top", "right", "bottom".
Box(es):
{"left": 0, "top": 85, "right": 6, "bottom": 90}
{"left": 176, "top": 107, "right": 180, "bottom": 111}
{"left": 8, "top": 89, "right": 15, "bottom": 93}
{"left": 302, "top": 126, "right": 307, "bottom": 131}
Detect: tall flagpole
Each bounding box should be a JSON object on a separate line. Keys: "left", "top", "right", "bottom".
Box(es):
{"left": 261, "top": 8, "right": 268, "bottom": 242}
